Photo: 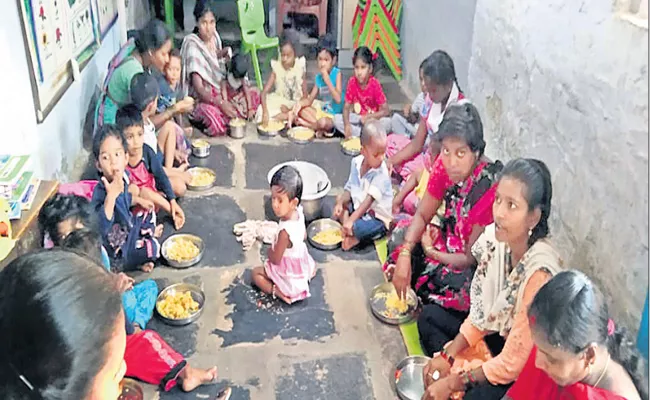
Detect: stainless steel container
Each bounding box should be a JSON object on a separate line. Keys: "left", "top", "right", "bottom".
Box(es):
{"left": 229, "top": 123, "right": 246, "bottom": 139}
{"left": 191, "top": 140, "right": 210, "bottom": 158}
{"left": 155, "top": 283, "right": 206, "bottom": 326}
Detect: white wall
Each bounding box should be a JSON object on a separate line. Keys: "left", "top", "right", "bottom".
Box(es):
{"left": 469, "top": 0, "right": 648, "bottom": 330}
{"left": 0, "top": 2, "right": 122, "bottom": 181}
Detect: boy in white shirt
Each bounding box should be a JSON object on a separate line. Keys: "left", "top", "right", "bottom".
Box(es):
{"left": 333, "top": 120, "right": 393, "bottom": 250}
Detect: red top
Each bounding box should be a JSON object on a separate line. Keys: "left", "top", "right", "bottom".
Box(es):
{"left": 344, "top": 76, "right": 387, "bottom": 115}
{"left": 427, "top": 156, "right": 497, "bottom": 228}
{"left": 506, "top": 347, "right": 629, "bottom": 400}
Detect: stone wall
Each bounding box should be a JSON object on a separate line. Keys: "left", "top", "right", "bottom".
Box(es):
{"left": 468, "top": 0, "right": 649, "bottom": 330}
{"left": 400, "top": 0, "right": 477, "bottom": 96}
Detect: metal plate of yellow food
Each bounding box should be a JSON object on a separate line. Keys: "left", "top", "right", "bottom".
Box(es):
{"left": 287, "top": 127, "right": 315, "bottom": 144}
{"left": 161, "top": 233, "right": 205, "bottom": 268}
{"left": 187, "top": 167, "right": 216, "bottom": 191}
{"left": 307, "top": 218, "right": 343, "bottom": 251}
{"left": 118, "top": 379, "right": 143, "bottom": 400}
{"left": 369, "top": 282, "right": 419, "bottom": 325}
{"left": 156, "top": 282, "right": 205, "bottom": 326}
{"left": 341, "top": 137, "right": 361, "bottom": 156}
{"left": 257, "top": 120, "right": 286, "bottom": 137}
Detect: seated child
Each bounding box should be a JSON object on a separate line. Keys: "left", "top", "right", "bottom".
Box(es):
{"left": 116, "top": 105, "right": 186, "bottom": 229}
{"left": 38, "top": 192, "right": 95, "bottom": 248}
{"left": 392, "top": 136, "right": 439, "bottom": 215}
{"left": 91, "top": 125, "right": 162, "bottom": 273}
{"left": 130, "top": 72, "right": 190, "bottom": 170}
{"left": 295, "top": 34, "right": 343, "bottom": 137}
{"left": 252, "top": 166, "right": 316, "bottom": 304}
{"left": 220, "top": 53, "right": 261, "bottom": 120}
{"left": 159, "top": 49, "right": 194, "bottom": 137}
{"left": 334, "top": 121, "right": 393, "bottom": 250}
{"left": 259, "top": 30, "right": 307, "bottom": 126}
{"left": 61, "top": 228, "right": 159, "bottom": 334}
{"left": 391, "top": 62, "right": 428, "bottom": 138}
{"left": 334, "top": 46, "right": 391, "bottom": 138}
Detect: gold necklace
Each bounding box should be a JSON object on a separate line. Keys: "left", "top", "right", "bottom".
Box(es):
{"left": 593, "top": 354, "right": 611, "bottom": 388}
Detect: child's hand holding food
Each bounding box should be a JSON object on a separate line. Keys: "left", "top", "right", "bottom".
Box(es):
{"left": 170, "top": 199, "right": 185, "bottom": 230}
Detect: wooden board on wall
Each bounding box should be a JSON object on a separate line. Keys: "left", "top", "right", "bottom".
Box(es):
{"left": 17, "top": 0, "right": 101, "bottom": 123}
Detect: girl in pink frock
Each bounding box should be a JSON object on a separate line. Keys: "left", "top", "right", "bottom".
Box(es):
{"left": 252, "top": 165, "right": 316, "bottom": 304}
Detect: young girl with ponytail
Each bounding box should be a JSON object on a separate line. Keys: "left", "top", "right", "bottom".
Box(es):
{"left": 419, "top": 158, "right": 563, "bottom": 400}
{"left": 505, "top": 270, "right": 648, "bottom": 400}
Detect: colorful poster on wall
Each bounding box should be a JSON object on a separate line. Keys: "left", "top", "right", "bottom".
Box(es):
{"left": 96, "top": 0, "right": 117, "bottom": 37}
{"left": 17, "top": 0, "right": 100, "bottom": 122}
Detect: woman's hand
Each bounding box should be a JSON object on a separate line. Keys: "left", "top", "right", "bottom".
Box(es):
{"left": 421, "top": 225, "right": 438, "bottom": 252}
{"left": 421, "top": 376, "right": 456, "bottom": 400}
{"left": 423, "top": 356, "right": 452, "bottom": 388}
{"left": 174, "top": 97, "right": 195, "bottom": 114}
{"left": 392, "top": 253, "right": 412, "bottom": 300}
{"left": 221, "top": 101, "right": 238, "bottom": 118}
{"left": 262, "top": 111, "right": 270, "bottom": 126}
{"left": 344, "top": 124, "right": 352, "bottom": 139}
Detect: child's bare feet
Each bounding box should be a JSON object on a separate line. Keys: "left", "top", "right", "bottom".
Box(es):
{"left": 139, "top": 262, "right": 155, "bottom": 273}
{"left": 180, "top": 365, "right": 218, "bottom": 392}
{"left": 154, "top": 224, "right": 164, "bottom": 238}
{"left": 276, "top": 290, "right": 292, "bottom": 304}
{"left": 342, "top": 236, "right": 360, "bottom": 251}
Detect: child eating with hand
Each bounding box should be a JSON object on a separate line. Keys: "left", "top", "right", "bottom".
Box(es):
{"left": 116, "top": 104, "right": 186, "bottom": 230}
{"left": 259, "top": 30, "right": 307, "bottom": 126}
{"left": 391, "top": 62, "right": 428, "bottom": 138}
{"left": 334, "top": 121, "right": 393, "bottom": 250}
{"left": 252, "top": 166, "right": 316, "bottom": 304}
{"left": 220, "top": 53, "right": 260, "bottom": 120}
{"left": 334, "top": 46, "right": 391, "bottom": 138}
{"left": 91, "top": 125, "right": 162, "bottom": 273}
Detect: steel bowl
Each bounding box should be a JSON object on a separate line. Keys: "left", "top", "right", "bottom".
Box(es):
{"left": 187, "top": 167, "right": 216, "bottom": 191}
{"left": 369, "top": 282, "right": 419, "bottom": 325}
{"left": 118, "top": 378, "right": 143, "bottom": 400}
{"left": 191, "top": 139, "right": 211, "bottom": 158}
{"left": 307, "top": 218, "right": 343, "bottom": 251}
{"left": 229, "top": 119, "right": 247, "bottom": 139}
{"left": 156, "top": 282, "right": 205, "bottom": 326}
{"left": 161, "top": 233, "right": 205, "bottom": 268}
{"left": 394, "top": 355, "right": 431, "bottom": 400}
{"left": 287, "top": 127, "right": 315, "bottom": 144}
{"left": 341, "top": 137, "right": 361, "bottom": 156}
{"left": 257, "top": 121, "right": 286, "bottom": 137}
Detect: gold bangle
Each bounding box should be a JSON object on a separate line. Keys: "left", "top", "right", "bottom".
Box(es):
{"left": 399, "top": 247, "right": 411, "bottom": 258}
{"left": 423, "top": 245, "right": 434, "bottom": 255}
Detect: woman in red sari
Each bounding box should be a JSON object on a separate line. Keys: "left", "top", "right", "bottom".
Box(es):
{"left": 385, "top": 101, "right": 502, "bottom": 312}
{"left": 506, "top": 270, "right": 647, "bottom": 400}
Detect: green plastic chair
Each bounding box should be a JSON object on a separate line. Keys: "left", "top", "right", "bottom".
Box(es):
{"left": 237, "top": 0, "right": 280, "bottom": 89}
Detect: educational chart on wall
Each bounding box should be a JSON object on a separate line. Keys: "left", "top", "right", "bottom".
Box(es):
{"left": 95, "top": 0, "right": 118, "bottom": 37}
{"left": 17, "top": 0, "right": 99, "bottom": 122}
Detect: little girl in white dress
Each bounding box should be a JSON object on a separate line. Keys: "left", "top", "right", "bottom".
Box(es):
{"left": 252, "top": 166, "right": 316, "bottom": 304}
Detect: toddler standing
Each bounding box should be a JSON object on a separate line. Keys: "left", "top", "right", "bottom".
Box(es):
{"left": 334, "top": 46, "right": 391, "bottom": 138}
{"left": 252, "top": 166, "right": 316, "bottom": 304}
{"left": 334, "top": 121, "right": 393, "bottom": 250}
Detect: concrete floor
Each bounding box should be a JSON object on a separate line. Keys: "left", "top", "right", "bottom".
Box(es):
{"left": 130, "top": 65, "right": 412, "bottom": 399}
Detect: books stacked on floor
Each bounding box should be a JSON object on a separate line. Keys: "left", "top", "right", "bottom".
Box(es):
{"left": 0, "top": 155, "right": 39, "bottom": 220}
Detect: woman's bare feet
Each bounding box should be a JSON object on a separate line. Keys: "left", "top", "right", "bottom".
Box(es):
{"left": 341, "top": 236, "right": 360, "bottom": 251}
{"left": 179, "top": 365, "right": 218, "bottom": 392}
{"left": 154, "top": 224, "right": 164, "bottom": 238}
{"left": 139, "top": 262, "right": 155, "bottom": 273}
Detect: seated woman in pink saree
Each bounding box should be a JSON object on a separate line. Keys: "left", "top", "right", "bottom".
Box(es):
{"left": 181, "top": 0, "right": 259, "bottom": 137}
{"left": 504, "top": 270, "right": 647, "bottom": 400}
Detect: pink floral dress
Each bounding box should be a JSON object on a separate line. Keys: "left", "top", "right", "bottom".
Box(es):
{"left": 264, "top": 206, "right": 316, "bottom": 303}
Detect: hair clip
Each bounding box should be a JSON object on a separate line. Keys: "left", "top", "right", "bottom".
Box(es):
{"left": 607, "top": 318, "right": 615, "bottom": 336}
{"left": 372, "top": 52, "right": 378, "bottom": 61}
